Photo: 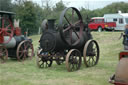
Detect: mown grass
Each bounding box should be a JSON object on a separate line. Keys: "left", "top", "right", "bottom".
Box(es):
{"left": 0, "top": 32, "right": 124, "bottom": 85}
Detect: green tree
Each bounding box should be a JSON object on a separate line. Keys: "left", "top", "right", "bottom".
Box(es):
{"left": 53, "top": 0, "right": 66, "bottom": 12}
{"left": 101, "top": 2, "right": 128, "bottom": 14}
{"left": 34, "top": 4, "right": 44, "bottom": 33}
{"left": 52, "top": 0, "right": 66, "bottom": 23}
{"left": 81, "top": 2, "right": 128, "bottom": 22}
{"left": 13, "top": 0, "right": 38, "bottom": 35}
{"left": 0, "top": 0, "right": 13, "bottom": 11}
{"left": 41, "top": 0, "right": 52, "bottom": 19}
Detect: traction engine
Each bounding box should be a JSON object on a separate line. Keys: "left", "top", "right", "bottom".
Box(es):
{"left": 36, "top": 7, "right": 100, "bottom": 72}
{"left": 0, "top": 11, "right": 34, "bottom": 63}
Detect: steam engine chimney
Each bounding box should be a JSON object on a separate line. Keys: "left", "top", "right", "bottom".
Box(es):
{"left": 48, "top": 19, "right": 56, "bottom": 30}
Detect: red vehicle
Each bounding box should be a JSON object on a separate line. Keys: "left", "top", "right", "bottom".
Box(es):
{"left": 88, "top": 17, "right": 116, "bottom": 32}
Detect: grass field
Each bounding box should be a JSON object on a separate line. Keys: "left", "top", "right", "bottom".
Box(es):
{"left": 0, "top": 32, "right": 124, "bottom": 85}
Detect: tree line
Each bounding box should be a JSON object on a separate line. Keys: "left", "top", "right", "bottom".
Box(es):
{"left": 0, "top": 0, "right": 128, "bottom": 35}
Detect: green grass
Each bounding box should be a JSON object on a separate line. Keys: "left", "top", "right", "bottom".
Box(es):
{"left": 0, "top": 32, "right": 124, "bottom": 85}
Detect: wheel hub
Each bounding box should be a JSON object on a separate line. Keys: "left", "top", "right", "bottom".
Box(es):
{"left": 69, "top": 57, "right": 78, "bottom": 64}
{"left": 23, "top": 50, "right": 27, "bottom": 53}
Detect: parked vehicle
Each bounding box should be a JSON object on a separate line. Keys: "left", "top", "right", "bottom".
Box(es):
{"left": 88, "top": 17, "right": 116, "bottom": 32}
{"left": 104, "top": 12, "right": 128, "bottom": 31}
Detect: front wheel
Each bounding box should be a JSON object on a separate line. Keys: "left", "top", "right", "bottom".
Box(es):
{"left": 16, "top": 40, "right": 34, "bottom": 61}
{"left": 83, "top": 40, "right": 100, "bottom": 67}
{"left": 66, "top": 49, "right": 82, "bottom": 72}
{"left": 98, "top": 27, "right": 102, "bottom": 32}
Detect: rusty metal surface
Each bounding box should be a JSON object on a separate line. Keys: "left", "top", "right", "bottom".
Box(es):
{"left": 115, "top": 58, "right": 128, "bottom": 84}
{"left": 109, "top": 58, "right": 128, "bottom": 85}
{"left": 58, "top": 7, "right": 84, "bottom": 46}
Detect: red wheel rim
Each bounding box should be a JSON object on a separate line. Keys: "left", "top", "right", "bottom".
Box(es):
{"left": 0, "top": 16, "right": 14, "bottom": 44}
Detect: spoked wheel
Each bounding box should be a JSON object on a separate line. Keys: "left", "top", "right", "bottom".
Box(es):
{"left": 83, "top": 40, "right": 100, "bottom": 67}
{"left": 36, "top": 52, "right": 53, "bottom": 68}
{"left": 66, "top": 49, "right": 82, "bottom": 72}
{"left": 55, "top": 52, "right": 65, "bottom": 65}
{"left": 0, "top": 46, "right": 8, "bottom": 63}
{"left": 0, "top": 16, "right": 14, "bottom": 44}
{"left": 59, "top": 7, "right": 84, "bottom": 46}
{"left": 16, "top": 40, "right": 34, "bottom": 61}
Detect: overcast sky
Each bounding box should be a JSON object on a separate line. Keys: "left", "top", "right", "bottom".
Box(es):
{"left": 32, "top": 0, "right": 128, "bottom": 10}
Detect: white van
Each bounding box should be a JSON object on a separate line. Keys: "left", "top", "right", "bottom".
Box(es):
{"left": 104, "top": 12, "right": 128, "bottom": 30}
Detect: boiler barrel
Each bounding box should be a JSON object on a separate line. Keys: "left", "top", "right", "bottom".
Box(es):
{"left": 40, "top": 30, "right": 90, "bottom": 52}
{"left": 2, "top": 36, "right": 16, "bottom": 48}
{"left": 40, "top": 31, "right": 68, "bottom": 52}
{"left": 1, "top": 35, "right": 26, "bottom": 48}
{"left": 40, "top": 19, "right": 92, "bottom": 52}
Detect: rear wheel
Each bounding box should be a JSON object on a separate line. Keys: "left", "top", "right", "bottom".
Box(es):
{"left": 98, "top": 27, "right": 102, "bottom": 32}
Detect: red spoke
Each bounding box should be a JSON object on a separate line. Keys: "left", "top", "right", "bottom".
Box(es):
{"left": 23, "top": 53, "right": 26, "bottom": 60}
{"left": 74, "top": 20, "right": 81, "bottom": 26}
{"left": 5, "top": 32, "right": 11, "bottom": 36}
{"left": 5, "top": 24, "right": 11, "bottom": 29}
{"left": 72, "top": 28, "right": 80, "bottom": 39}
{"left": 24, "top": 42, "right": 27, "bottom": 50}
{"left": 63, "top": 26, "right": 71, "bottom": 32}
{"left": 0, "top": 30, "right": 2, "bottom": 34}
{"left": 19, "top": 52, "right": 24, "bottom": 58}
{"left": 64, "top": 15, "right": 72, "bottom": 26}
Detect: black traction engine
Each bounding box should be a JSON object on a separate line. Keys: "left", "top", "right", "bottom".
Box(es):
{"left": 36, "top": 7, "right": 100, "bottom": 72}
